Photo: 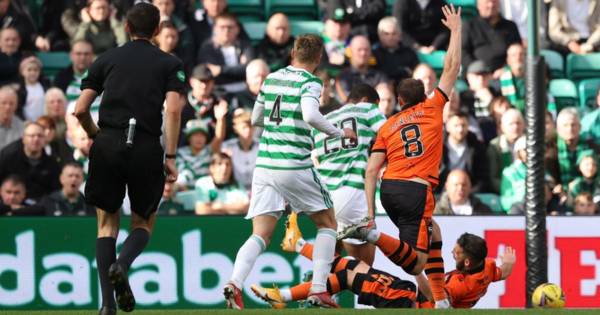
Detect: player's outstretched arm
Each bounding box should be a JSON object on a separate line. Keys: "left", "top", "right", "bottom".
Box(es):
{"left": 438, "top": 5, "right": 462, "bottom": 96}
{"left": 365, "top": 152, "right": 386, "bottom": 218}
{"left": 499, "top": 246, "right": 516, "bottom": 280}
{"left": 73, "top": 89, "right": 99, "bottom": 138}
{"left": 415, "top": 273, "right": 433, "bottom": 302}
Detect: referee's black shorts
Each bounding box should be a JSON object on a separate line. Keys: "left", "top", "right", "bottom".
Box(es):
{"left": 85, "top": 128, "right": 165, "bottom": 219}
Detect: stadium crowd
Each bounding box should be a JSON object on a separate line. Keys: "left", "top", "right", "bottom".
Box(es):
{"left": 0, "top": 0, "right": 599, "bottom": 217}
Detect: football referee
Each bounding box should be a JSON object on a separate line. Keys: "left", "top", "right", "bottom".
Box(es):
{"left": 73, "top": 3, "right": 185, "bottom": 315}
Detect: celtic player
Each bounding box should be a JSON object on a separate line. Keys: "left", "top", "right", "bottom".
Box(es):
{"left": 223, "top": 34, "right": 357, "bottom": 309}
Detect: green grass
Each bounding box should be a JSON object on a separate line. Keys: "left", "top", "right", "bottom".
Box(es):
{"left": 1, "top": 310, "right": 599, "bottom": 315}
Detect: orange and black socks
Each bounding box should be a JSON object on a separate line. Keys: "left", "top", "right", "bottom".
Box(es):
{"left": 424, "top": 241, "right": 446, "bottom": 302}
{"left": 375, "top": 232, "right": 418, "bottom": 273}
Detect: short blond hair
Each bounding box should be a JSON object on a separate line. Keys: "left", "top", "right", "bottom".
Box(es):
{"left": 292, "top": 34, "right": 324, "bottom": 64}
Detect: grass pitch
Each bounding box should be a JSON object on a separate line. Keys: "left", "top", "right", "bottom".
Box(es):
{"left": 1, "top": 309, "right": 599, "bottom": 315}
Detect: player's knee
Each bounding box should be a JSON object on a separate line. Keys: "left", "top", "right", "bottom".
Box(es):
{"left": 431, "top": 220, "right": 442, "bottom": 241}
{"left": 312, "top": 209, "right": 337, "bottom": 230}
{"left": 408, "top": 255, "right": 428, "bottom": 275}
{"left": 97, "top": 223, "right": 119, "bottom": 238}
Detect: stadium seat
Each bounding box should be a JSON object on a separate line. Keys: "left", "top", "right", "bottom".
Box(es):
{"left": 174, "top": 191, "right": 198, "bottom": 211}
{"left": 417, "top": 50, "right": 446, "bottom": 77}
{"left": 243, "top": 21, "right": 267, "bottom": 43}
{"left": 475, "top": 193, "right": 502, "bottom": 213}
{"left": 266, "top": 0, "right": 319, "bottom": 20}
{"left": 36, "top": 52, "right": 71, "bottom": 80}
{"left": 385, "top": 0, "right": 395, "bottom": 14}
{"left": 455, "top": 79, "right": 469, "bottom": 93}
{"left": 578, "top": 78, "right": 600, "bottom": 112}
{"left": 227, "top": 0, "right": 265, "bottom": 21}
{"left": 290, "top": 20, "right": 324, "bottom": 36}
{"left": 540, "top": 49, "right": 564, "bottom": 79}
{"left": 446, "top": 0, "right": 478, "bottom": 20}
{"left": 549, "top": 79, "right": 578, "bottom": 112}
{"left": 566, "top": 53, "right": 600, "bottom": 81}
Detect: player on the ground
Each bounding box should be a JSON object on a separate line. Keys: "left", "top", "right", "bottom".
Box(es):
{"left": 301, "top": 84, "right": 386, "bottom": 264}
{"left": 223, "top": 34, "right": 357, "bottom": 309}
{"left": 340, "top": 5, "right": 463, "bottom": 309}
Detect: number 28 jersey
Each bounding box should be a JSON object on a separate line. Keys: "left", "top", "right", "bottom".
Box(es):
{"left": 372, "top": 88, "right": 448, "bottom": 187}
{"left": 313, "top": 103, "right": 386, "bottom": 191}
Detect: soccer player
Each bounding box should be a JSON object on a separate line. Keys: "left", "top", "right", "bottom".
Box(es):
{"left": 343, "top": 5, "right": 463, "bottom": 309}
{"left": 223, "top": 34, "right": 357, "bottom": 309}
{"left": 307, "top": 84, "right": 386, "bottom": 264}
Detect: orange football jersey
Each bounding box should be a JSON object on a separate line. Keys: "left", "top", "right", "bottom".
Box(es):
{"left": 444, "top": 258, "right": 503, "bottom": 308}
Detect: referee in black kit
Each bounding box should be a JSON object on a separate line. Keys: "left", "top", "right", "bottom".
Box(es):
{"left": 73, "top": 3, "right": 185, "bottom": 315}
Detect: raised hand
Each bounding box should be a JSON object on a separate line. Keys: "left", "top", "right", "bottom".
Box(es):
{"left": 441, "top": 4, "right": 462, "bottom": 32}
{"left": 214, "top": 99, "right": 229, "bottom": 120}
{"left": 500, "top": 246, "right": 517, "bottom": 265}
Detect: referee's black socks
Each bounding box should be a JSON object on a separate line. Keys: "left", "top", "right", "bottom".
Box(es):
{"left": 96, "top": 237, "right": 117, "bottom": 308}
{"left": 116, "top": 228, "right": 150, "bottom": 271}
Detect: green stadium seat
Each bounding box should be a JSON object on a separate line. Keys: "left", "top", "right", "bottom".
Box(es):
{"left": 578, "top": 78, "right": 600, "bottom": 112}
{"left": 243, "top": 21, "right": 267, "bottom": 43}
{"left": 227, "top": 0, "right": 265, "bottom": 21}
{"left": 266, "top": 0, "right": 319, "bottom": 20}
{"left": 290, "top": 20, "right": 324, "bottom": 36}
{"left": 174, "top": 191, "right": 198, "bottom": 211}
{"left": 549, "top": 79, "right": 578, "bottom": 112}
{"left": 540, "top": 49, "right": 565, "bottom": 79}
{"left": 417, "top": 50, "right": 446, "bottom": 77}
{"left": 36, "top": 52, "right": 71, "bottom": 79}
{"left": 566, "top": 53, "right": 600, "bottom": 81}
{"left": 385, "top": 0, "right": 395, "bottom": 14}
{"left": 475, "top": 193, "right": 502, "bottom": 213}
{"left": 446, "top": 0, "right": 478, "bottom": 20}
{"left": 455, "top": 79, "right": 469, "bottom": 93}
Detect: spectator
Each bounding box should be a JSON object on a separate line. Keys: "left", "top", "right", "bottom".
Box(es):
{"left": 0, "top": 86, "right": 24, "bottom": 151}
{"left": 0, "top": 27, "right": 22, "bottom": 85}
{"left": 221, "top": 111, "right": 258, "bottom": 191}
{"left": 500, "top": 0, "right": 551, "bottom": 46}
{"left": 196, "top": 12, "right": 254, "bottom": 93}
{"left": 43, "top": 88, "right": 68, "bottom": 145}
{"left": 499, "top": 43, "right": 526, "bottom": 111}
{"left": 487, "top": 108, "right": 524, "bottom": 193}
{"left": 500, "top": 136, "right": 527, "bottom": 212}
{"left": 567, "top": 152, "right": 599, "bottom": 205}
{"left": 40, "top": 162, "right": 95, "bottom": 216}
{"left": 435, "top": 169, "right": 493, "bottom": 215}
{"left": 71, "top": 126, "right": 93, "bottom": 179}
{"left": 581, "top": 88, "right": 600, "bottom": 148}
{"left": 412, "top": 63, "right": 437, "bottom": 95}
{"left": 462, "top": 60, "right": 499, "bottom": 119}
{"left": 34, "top": 0, "right": 70, "bottom": 51}
{"left": 556, "top": 107, "right": 591, "bottom": 186}
{"left": 393, "top": 0, "right": 448, "bottom": 53}
{"left": 255, "top": 13, "right": 294, "bottom": 72}
{"left": 442, "top": 89, "right": 484, "bottom": 142}
{"left": 375, "top": 82, "right": 397, "bottom": 117}
{"left": 0, "top": 175, "right": 44, "bottom": 216}
{"left": 72, "top": 0, "right": 127, "bottom": 55}
{"left": 322, "top": 9, "right": 352, "bottom": 67}
{"left": 228, "top": 59, "right": 269, "bottom": 113}
{"left": 509, "top": 178, "right": 565, "bottom": 215}
{"left": 152, "top": 0, "right": 195, "bottom": 68}
{"left": 154, "top": 20, "right": 179, "bottom": 55}
{"left": 327, "top": 0, "right": 386, "bottom": 42}
{"left": 0, "top": 0, "right": 36, "bottom": 51}
{"left": 17, "top": 56, "right": 49, "bottom": 121}
{"left": 158, "top": 182, "right": 184, "bottom": 215}
{"left": 194, "top": 152, "right": 249, "bottom": 215}
{"left": 336, "top": 35, "right": 388, "bottom": 102}
{"left": 573, "top": 192, "right": 599, "bottom": 215}
{"left": 489, "top": 95, "right": 512, "bottom": 134}
{"left": 372, "top": 16, "right": 419, "bottom": 83}
{"left": 0, "top": 122, "right": 61, "bottom": 202}
{"left": 36, "top": 116, "right": 63, "bottom": 165}
{"left": 189, "top": 0, "right": 228, "bottom": 54}
{"left": 176, "top": 106, "right": 227, "bottom": 190}
{"left": 462, "top": 0, "right": 521, "bottom": 75}
{"left": 316, "top": 69, "right": 341, "bottom": 115}
{"left": 440, "top": 112, "right": 489, "bottom": 193}
{"left": 548, "top": 0, "right": 600, "bottom": 54}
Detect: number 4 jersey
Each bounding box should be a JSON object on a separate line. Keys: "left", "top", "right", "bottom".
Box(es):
{"left": 313, "top": 102, "right": 386, "bottom": 191}
{"left": 372, "top": 87, "right": 448, "bottom": 187}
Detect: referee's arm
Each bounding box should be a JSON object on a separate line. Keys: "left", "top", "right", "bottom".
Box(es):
{"left": 74, "top": 89, "right": 100, "bottom": 138}
{"left": 164, "top": 91, "right": 185, "bottom": 182}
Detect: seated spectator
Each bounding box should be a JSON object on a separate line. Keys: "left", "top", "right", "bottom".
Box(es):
{"left": 197, "top": 12, "right": 254, "bottom": 93}
{"left": 321, "top": 10, "right": 352, "bottom": 67}
{"left": 0, "top": 122, "right": 61, "bottom": 202}
{"left": 17, "top": 56, "right": 49, "bottom": 121}
{"left": 372, "top": 16, "right": 419, "bottom": 84}
{"left": 154, "top": 20, "right": 180, "bottom": 55}
{"left": 435, "top": 169, "right": 493, "bottom": 215}
{"left": 44, "top": 88, "right": 68, "bottom": 141}
{"left": 499, "top": 43, "right": 526, "bottom": 111}
{"left": 573, "top": 192, "right": 599, "bottom": 215}
{"left": 255, "top": 13, "right": 295, "bottom": 72}
{"left": 489, "top": 95, "right": 512, "bottom": 135}
{"left": 462, "top": 0, "right": 521, "bottom": 75}
{"left": 0, "top": 175, "right": 44, "bottom": 216}
{"left": 72, "top": 0, "right": 127, "bottom": 55}
{"left": 567, "top": 152, "right": 599, "bottom": 206}
{"left": 487, "top": 108, "right": 524, "bottom": 193}
{"left": 412, "top": 63, "right": 437, "bottom": 95}
{"left": 0, "top": 27, "right": 22, "bottom": 85}
{"left": 462, "top": 60, "right": 499, "bottom": 119}
{"left": 71, "top": 126, "right": 93, "bottom": 179}
{"left": 549, "top": 0, "right": 600, "bottom": 54}
{"left": 40, "top": 162, "right": 95, "bottom": 216}
{"left": 53, "top": 40, "right": 95, "bottom": 105}
{"left": 34, "top": 0, "right": 70, "bottom": 52}
{"left": 176, "top": 112, "right": 226, "bottom": 190}
{"left": 316, "top": 69, "right": 341, "bottom": 115}
{"left": 194, "top": 152, "right": 249, "bottom": 215}
{"left": 555, "top": 108, "right": 592, "bottom": 186}
{"left": 221, "top": 111, "right": 258, "bottom": 191}
{"left": 189, "top": 0, "right": 228, "bottom": 55}
{"left": 36, "top": 116, "right": 63, "bottom": 165}
{"left": 152, "top": 0, "right": 194, "bottom": 68}
{"left": 442, "top": 89, "right": 484, "bottom": 141}
{"left": 393, "top": 0, "right": 448, "bottom": 53}
{"left": 509, "top": 178, "right": 565, "bottom": 215}
{"left": 581, "top": 88, "right": 600, "bottom": 148}
{"left": 327, "top": 0, "right": 386, "bottom": 42}
{"left": 0, "top": 0, "right": 35, "bottom": 51}
{"left": 228, "top": 59, "right": 269, "bottom": 112}
{"left": 375, "top": 82, "right": 397, "bottom": 117}
{"left": 500, "top": 136, "right": 527, "bottom": 212}
{"left": 0, "top": 86, "right": 24, "bottom": 151}
{"left": 440, "top": 112, "right": 489, "bottom": 193}
{"left": 336, "top": 35, "right": 387, "bottom": 102}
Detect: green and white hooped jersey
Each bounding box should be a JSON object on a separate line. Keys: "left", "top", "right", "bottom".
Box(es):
{"left": 255, "top": 66, "right": 323, "bottom": 170}
{"left": 313, "top": 103, "right": 386, "bottom": 191}
{"left": 68, "top": 73, "right": 101, "bottom": 121}
{"left": 175, "top": 146, "right": 211, "bottom": 188}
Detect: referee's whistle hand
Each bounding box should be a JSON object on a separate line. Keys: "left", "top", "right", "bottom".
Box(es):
{"left": 165, "top": 159, "right": 178, "bottom": 183}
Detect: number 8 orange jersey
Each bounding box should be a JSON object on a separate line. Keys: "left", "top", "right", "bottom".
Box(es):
{"left": 372, "top": 88, "right": 448, "bottom": 187}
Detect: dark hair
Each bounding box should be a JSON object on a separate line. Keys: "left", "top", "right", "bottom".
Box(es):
{"left": 126, "top": 3, "right": 160, "bottom": 39}
{"left": 293, "top": 34, "right": 324, "bottom": 65}
{"left": 1, "top": 174, "right": 26, "bottom": 188}
{"left": 447, "top": 111, "right": 469, "bottom": 121}
{"left": 36, "top": 115, "right": 56, "bottom": 130}
{"left": 210, "top": 152, "right": 237, "bottom": 185}
{"left": 62, "top": 161, "right": 84, "bottom": 172}
{"left": 347, "top": 84, "right": 380, "bottom": 104}
{"left": 396, "top": 79, "right": 426, "bottom": 107}
{"left": 214, "top": 12, "right": 239, "bottom": 25}
{"left": 457, "top": 233, "right": 487, "bottom": 266}
{"left": 158, "top": 20, "right": 177, "bottom": 32}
